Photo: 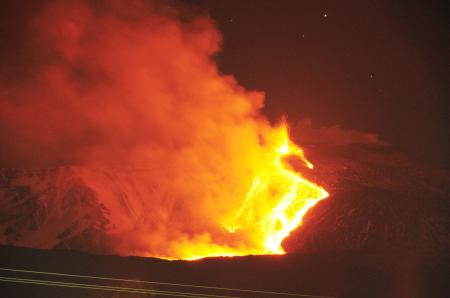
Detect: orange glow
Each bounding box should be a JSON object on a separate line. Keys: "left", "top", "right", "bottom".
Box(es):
{"left": 170, "top": 122, "right": 330, "bottom": 260}
{"left": 220, "top": 124, "right": 329, "bottom": 254}
{"left": 221, "top": 122, "right": 329, "bottom": 257}
{"left": 0, "top": 0, "right": 330, "bottom": 261}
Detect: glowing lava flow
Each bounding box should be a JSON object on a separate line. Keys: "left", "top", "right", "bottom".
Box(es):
{"left": 152, "top": 123, "right": 329, "bottom": 261}
{"left": 224, "top": 123, "right": 329, "bottom": 255}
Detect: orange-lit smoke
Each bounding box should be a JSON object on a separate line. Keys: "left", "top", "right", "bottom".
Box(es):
{"left": 0, "top": 0, "right": 328, "bottom": 259}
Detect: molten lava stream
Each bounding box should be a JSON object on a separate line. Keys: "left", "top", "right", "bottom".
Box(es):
{"left": 156, "top": 123, "right": 329, "bottom": 261}
{"left": 222, "top": 123, "right": 330, "bottom": 257}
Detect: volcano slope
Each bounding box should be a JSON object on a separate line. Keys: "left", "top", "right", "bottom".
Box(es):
{"left": 0, "top": 141, "right": 449, "bottom": 297}
{"left": 0, "top": 245, "right": 449, "bottom": 298}
{"left": 0, "top": 142, "right": 448, "bottom": 257}
{"left": 284, "top": 143, "right": 450, "bottom": 256}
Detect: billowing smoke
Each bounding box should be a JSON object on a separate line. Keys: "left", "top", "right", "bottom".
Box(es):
{"left": 0, "top": 0, "right": 269, "bottom": 167}
{"left": 293, "top": 118, "right": 384, "bottom": 147}
{"left": 0, "top": 0, "right": 284, "bottom": 258}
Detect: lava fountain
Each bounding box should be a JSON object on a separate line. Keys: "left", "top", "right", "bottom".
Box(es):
{"left": 224, "top": 122, "right": 329, "bottom": 255}
{"left": 0, "top": 0, "right": 330, "bottom": 261}
{"left": 177, "top": 122, "right": 330, "bottom": 260}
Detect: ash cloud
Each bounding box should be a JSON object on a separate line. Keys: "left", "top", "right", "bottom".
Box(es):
{"left": 292, "top": 118, "right": 385, "bottom": 147}
{"left": 0, "top": 0, "right": 276, "bottom": 257}
{"left": 0, "top": 0, "right": 265, "bottom": 168}
{"left": 0, "top": 0, "right": 389, "bottom": 258}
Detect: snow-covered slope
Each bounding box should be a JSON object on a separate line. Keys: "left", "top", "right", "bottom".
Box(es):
{"left": 285, "top": 144, "right": 450, "bottom": 255}
{"left": 0, "top": 166, "right": 161, "bottom": 254}
{"left": 1, "top": 144, "right": 449, "bottom": 256}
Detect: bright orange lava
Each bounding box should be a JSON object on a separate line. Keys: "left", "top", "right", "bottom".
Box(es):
{"left": 223, "top": 123, "right": 329, "bottom": 255}
{"left": 168, "top": 123, "right": 329, "bottom": 261}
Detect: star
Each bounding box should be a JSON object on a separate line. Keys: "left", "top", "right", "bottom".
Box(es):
{"left": 323, "top": 13, "right": 328, "bottom": 18}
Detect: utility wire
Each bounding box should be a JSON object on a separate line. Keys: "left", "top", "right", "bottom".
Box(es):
{"left": 0, "top": 267, "right": 335, "bottom": 298}
{"left": 0, "top": 276, "right": 239, "bottom": 298}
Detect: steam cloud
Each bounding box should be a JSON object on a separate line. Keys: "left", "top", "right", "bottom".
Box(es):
{"left": 0, "top": 0, "right": 280, "bottom": 257}
{"left": 0, "top": 0, "right": 268, "bottom": 167}
{"left": 0, "top": 0, "right": 383, "bottom": 258}
{"left": 293, "top": 118, "right": 384, "bottom": 147}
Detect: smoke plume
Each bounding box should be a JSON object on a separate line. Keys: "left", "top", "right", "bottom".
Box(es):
{"left": 0, "top": 0, "right": 289, "bottom": 258}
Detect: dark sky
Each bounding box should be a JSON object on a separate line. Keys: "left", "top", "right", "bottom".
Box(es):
{"left": 0, "top": 0, "right": 448, "bottom": 168}
{"left": 191, "top": 0, "right": 449, "bottom": 168}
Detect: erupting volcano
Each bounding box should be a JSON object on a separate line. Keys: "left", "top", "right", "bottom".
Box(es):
{"left": 179, "top": 123, "right": 330, "bottom": 260}
{"left": 1, "top": 1, "right": 448, "bottom": 297}
{"left": 0, "top": 0, "right": 330, "bottom": 261}
{"left": 223, "top": 123, "right": 329, "bottom": 257}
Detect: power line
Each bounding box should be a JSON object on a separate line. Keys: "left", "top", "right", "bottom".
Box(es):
{"left": 0, "top": 267, "right": 335, "bottom": 298}
{"left": 0, "top": 276, "right": 238, "bottom": 298}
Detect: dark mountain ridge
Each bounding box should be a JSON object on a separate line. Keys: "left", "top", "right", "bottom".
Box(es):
{"left": 1, "top": 144, "right": 449, "bottom": 257}
{"left": 0, "top": 245, "right": 448, "bottom": 298}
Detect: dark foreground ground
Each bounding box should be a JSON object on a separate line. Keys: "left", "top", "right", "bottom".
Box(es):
{"left": 0, "top": 245, "right": 448, "bottom": 298}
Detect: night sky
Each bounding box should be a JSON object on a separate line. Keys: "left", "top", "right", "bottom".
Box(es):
{"left": 192, "top": 0, "right": 449, "bottom": 168}
{"left": 0, "top": 0, "right": 448, "bottom": 168}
